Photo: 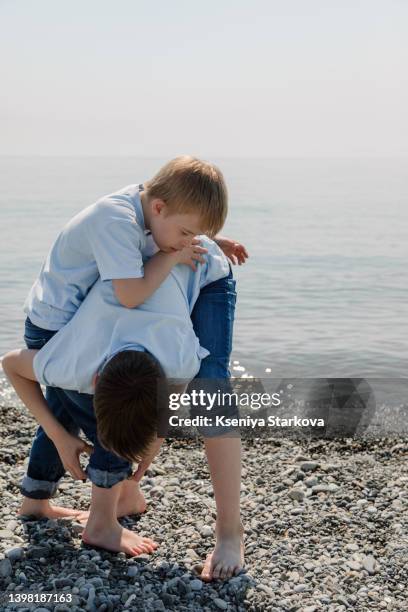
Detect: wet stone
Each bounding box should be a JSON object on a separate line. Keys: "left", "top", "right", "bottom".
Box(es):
{"left": 5, "top": 547, "right": 25, "bottom": 562}
{"left": 1, "top": 380, "right": 407, "bottom": 612}
{"left": 212, "top": 597, "right": 228, "bottom": 610}
{"left": 0, "top": 558, "right": 12, "bottom": 578}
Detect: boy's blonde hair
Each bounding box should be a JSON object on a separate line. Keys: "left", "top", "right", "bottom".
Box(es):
{"left": 144, "top": 156, "right": 228, "bottom": 237}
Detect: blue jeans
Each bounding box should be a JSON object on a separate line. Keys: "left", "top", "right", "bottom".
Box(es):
{"left": 21, "top": 269, "right": 237, "bottom": 498}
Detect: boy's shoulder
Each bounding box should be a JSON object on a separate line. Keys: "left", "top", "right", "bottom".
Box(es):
{"left": 94, "top": 184, "right": 141, "bottom": 213}
{"left": 75, "top": 184, "right": 145, "bottom": 231}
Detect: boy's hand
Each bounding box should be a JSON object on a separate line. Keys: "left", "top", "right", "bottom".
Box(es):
{"left": 130, "top": 437, "right": 164, "bottom": 482}
{"left": 215, "top": 235, "right": 249, "bottom": 265}
{"left": 53, "top": 431, "right": 93, "bottom": 481}
{"left": 171, "top": 239, "right": 208, "bottom": 271}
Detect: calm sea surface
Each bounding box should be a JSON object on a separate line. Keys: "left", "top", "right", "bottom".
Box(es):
{"left": 0, "top": 157, "right": 407, "bottom": 377}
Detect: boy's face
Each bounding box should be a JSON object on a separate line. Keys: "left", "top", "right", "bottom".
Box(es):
{"left": 150, "top": 200, "right": 204, "bottom": 252}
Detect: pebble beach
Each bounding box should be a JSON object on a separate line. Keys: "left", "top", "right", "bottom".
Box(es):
{"left": 1, "top": 375, "right": 407, "bottom": 612}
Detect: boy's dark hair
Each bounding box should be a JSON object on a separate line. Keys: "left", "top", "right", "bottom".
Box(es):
{"left": 94, "top": 350, "right": 168, "bottom": 463}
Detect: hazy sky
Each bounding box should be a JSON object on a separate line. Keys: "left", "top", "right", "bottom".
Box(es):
{"left": 1, "top": 0, "right": 407, "bottom": 157}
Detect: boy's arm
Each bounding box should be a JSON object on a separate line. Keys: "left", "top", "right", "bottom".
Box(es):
{"left": 2, "top": 349, "right": 93, "bottom": 480}
{"left": 129, "top": 383, "right": 188, "bottom": 482}
{"left": 113, "top": 241, "right": 208, "bottom": 308}
{"left": 214, "top": 235, "right": 249, "bottom": 265}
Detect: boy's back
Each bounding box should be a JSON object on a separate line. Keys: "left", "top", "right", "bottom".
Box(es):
{"left": 33, "top": 237, "right": 230, "bottom": 393}
{"left": 24, "top": 157, "right": 230, "bottom": 331}
{"left": 25, "top": 184, "right": 147, "bottom": 330}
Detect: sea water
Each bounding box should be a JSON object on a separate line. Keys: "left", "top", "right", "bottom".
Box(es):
{"left": 0, "top": 156, "right": 407, "bottom": 378}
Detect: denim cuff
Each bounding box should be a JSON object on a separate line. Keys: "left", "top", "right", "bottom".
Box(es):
{"left": 20, "top": 475, "right": 60, "bottom": 500}
{"left": 197, "top": 424, "right": 241, "bottom": 438}
{"left": 86, "top": 465, "right": 133, "bottom": 489}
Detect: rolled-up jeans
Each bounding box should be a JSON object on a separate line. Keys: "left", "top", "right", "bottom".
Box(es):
{"left": 21, "top": 268, "right": 237, "bottom": 498}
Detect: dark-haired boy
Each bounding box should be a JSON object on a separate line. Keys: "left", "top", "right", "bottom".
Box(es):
{"left": 3, "top": 238, "right": 243, "bottom": 580}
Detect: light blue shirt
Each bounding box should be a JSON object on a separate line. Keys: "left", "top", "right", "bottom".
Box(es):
{"left": 25, "top": 184, "right": 147, "bottom": 331}
{"left": 33, "top": 238, "right": 230, "bottom": 394}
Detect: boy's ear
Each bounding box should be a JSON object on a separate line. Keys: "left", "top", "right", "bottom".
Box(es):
{"left": 151, "top": 198, "right": 166, "bottom": 216}
{"left": 92, "top": 372, "right": 99, "bottom": 388}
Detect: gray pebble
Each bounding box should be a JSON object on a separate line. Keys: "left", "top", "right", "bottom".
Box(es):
{"left": 288, "top": 488, "right": 305, "bottom": 501}
{"left": 18, "top": 571, "right": 27, "bottom": 582}
{"left": 362, "top": 555, "right": 377, "bottom": 574}
{"left": 134, "top": 553, "right": 150, "bottom": 562}
{"left": 190, "top": 578, "right": 203, "bottom": 591}
{"left": 150, "top": 486, "right": 165, "bottom": 497}
{"left": 123, "top": 593, "right": 136, "bottom": 607}
{"left": 1, "top": 385, "right": 407, "bottom": 612}
{"left": 53, "top": 577, "right": 74, "bottom": 589}
{"left": 305, "top": 476, "right": 318, "bottom": 487}
{"left": 161, "top": 593, "right": 176, "bottom": 605}
{"left": 212, "top": 597, "right": 228, "bottom": 610}
{"left": 346, "top": 559, "right": 362, "bottom": 571}
{"left": 5, "top": 546, "right": 25, "bottom": 562}
{"left": 300, "top": 461, "right": 320, "bottom": 472}
{"left": 311, "top": 484, "right": 338, "bottom": 494}
{"left": 86, "top": 585, "right": 96, "bottom": 610}
{"left": 5, "top": 520, "right": 19, "bottom": 532}
{"left": 200, "top": 525, "right": 213, "bottom": 537}
{"left": 0, "top": 558, "right": 12, "bottom": 578}
{"left": 258, "top": 583, "right": 274, "bottom": 596}
{"left": 27, "top": 545, "right": 50, "bottom": 559}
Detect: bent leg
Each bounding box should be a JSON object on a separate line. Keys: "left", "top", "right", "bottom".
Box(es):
{"left": 21, "top": 387, "right": 80, "bottom": 500}
{"left": 22, "top": 318, "right": 80, "bottom": 503}
{"left": 62, "top": 390, "right": 146, "bottom": 518}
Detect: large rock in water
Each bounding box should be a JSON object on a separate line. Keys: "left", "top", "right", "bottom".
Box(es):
{"left": 304, "top": 378, "right": 375, "bottom": 438}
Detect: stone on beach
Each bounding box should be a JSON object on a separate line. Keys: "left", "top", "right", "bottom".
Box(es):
{"left": 0, "top": 377, "right": 407, "bottom": 611}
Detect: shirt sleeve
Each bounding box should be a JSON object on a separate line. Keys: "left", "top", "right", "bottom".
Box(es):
{"left": 198, "top": 236, "right": 230, "bottom": 288}
{"left": 33, "top": 345, "right": 53, "bottom": 388}
{"left": 88, "top": 200, "right": 146, "bottom": 281}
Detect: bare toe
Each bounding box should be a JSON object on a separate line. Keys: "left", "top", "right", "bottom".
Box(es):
{"left": 219, "top": 565, "right": 228, "bottom": 580}
{"left": 201, "top": 556, "right": 213, "bottom": 581}
{"left": 126, "top": 546, "right": 141, "bottom": 556}
{"left": 212, "top": 562, "right": 222, "bottom": 580}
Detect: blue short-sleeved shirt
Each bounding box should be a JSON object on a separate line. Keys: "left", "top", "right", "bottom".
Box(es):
{"left": 24, "top": 184, "right": 147, "bottom": 331}
{"left": 33, "top": 238, "right": 230, "bottom": 393}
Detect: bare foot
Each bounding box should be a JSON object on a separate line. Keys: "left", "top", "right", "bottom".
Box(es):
{"left": 76, "top": 480, "right": 147, "bottom": 523}
{"left": 82, "top": 520, "right": 158, "bottom": 556}
{"left": 201, "top": 528, "right": 245, "bottom": 581}
{"left": 117, "top": 480, "right": 147, "bottom": 516}
{"left": 18, "top": 498, "right": 82, "bottom": 520}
